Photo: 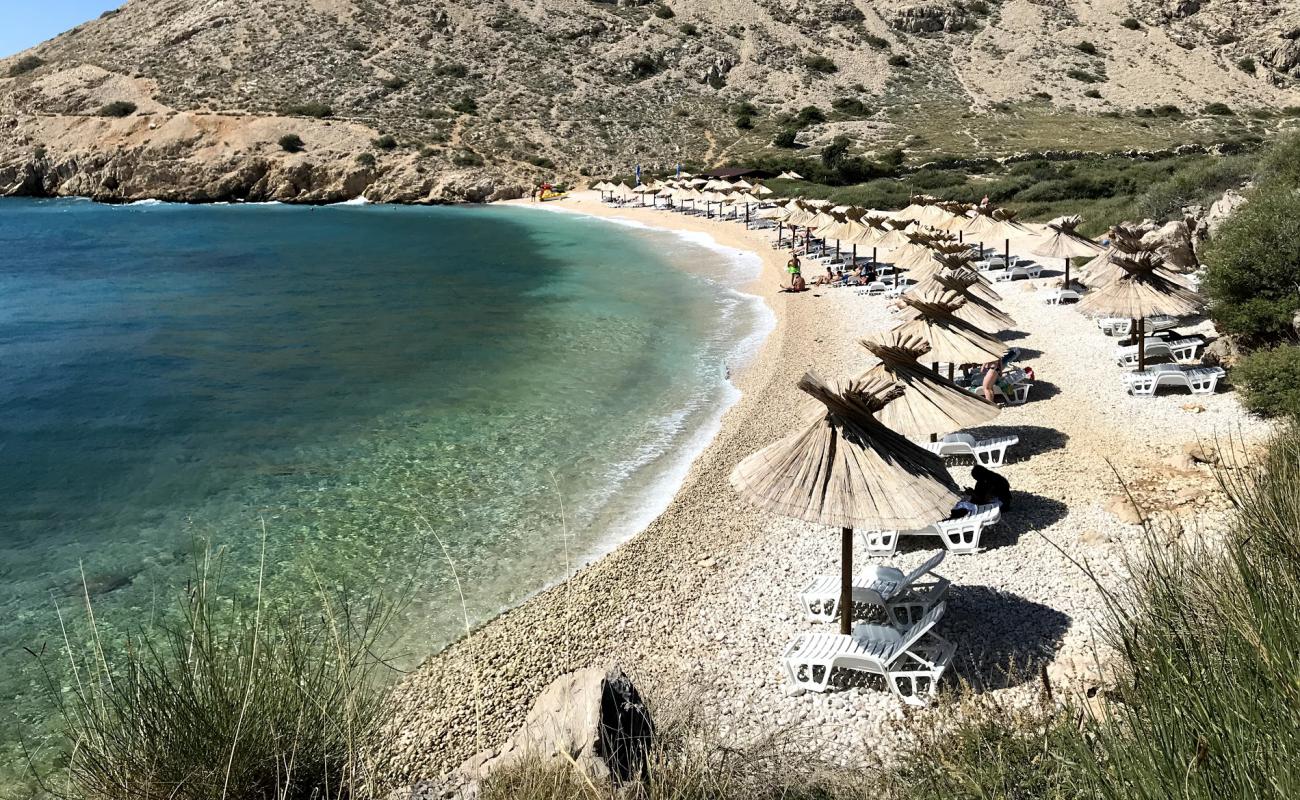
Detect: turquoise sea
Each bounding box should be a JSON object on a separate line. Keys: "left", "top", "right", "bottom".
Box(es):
{"left": 0, "top": 198, "right": 768, "bottom": 785}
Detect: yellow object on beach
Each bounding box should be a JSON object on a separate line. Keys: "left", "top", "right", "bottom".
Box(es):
{"left": 540, "top": 191, "right": 568, "bottom": 201}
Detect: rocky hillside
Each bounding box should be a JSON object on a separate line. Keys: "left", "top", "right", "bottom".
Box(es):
{"left": 0, "top": 0, "right": 1297, "bottom": 203}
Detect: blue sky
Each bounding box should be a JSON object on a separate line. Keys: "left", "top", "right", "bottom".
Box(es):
{"left": 1, "top": 1, "right": 122, "bottom": 57}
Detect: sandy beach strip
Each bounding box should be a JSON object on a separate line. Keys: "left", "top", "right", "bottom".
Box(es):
{"left": 370, "top": 191, "right": 1272, "bottom": 789}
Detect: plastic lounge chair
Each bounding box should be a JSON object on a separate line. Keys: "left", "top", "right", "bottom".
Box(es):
{"left": 1125, "top": 365, "right": 1225, "bottom": 396}
{"left": 1114, "top": 337, "right": 1204, "bottom": 368}
{"left": 780, "top": 602, "right": 955, "bottom": 704}
{"left": 860, "top": 504, "right": 1002, "bottom": 556}
{"left": 800, "top": 551, "right": 950, "bottom": 627}
{"left": 1044, "top": 288, "right": 1080, "bottom": 305}
{"left": 1098, "top": 315, "right": 1178, "bottom": 337}
{"left": 925, "top": 432, "right": 1019, "bottom": 468}
{"left": 993, "top": 265, "right": 1042, "bottom": 282}
{"left": 856, "top": 281, "right": 889, "bottom": 296}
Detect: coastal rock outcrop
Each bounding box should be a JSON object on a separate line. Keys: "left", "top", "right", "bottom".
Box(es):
{"left": 1140, "top": 219, "right": 1198, "bottom": 272}
{"left": 890, "top": 3, "right": 971, "bottom": 33}
{"left": 417, "top": 665, "right": 654, "bottom": 800}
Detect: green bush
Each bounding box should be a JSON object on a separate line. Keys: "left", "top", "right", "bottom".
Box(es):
{"left": 888, "top": 54, "right": 910, "bottom": 67}
{"left": 653, "top": 4, "right": 674, "bottom": 18}
{"left": 37, "top": 556, "right": 393, "bottom": 800}
{"left": 679, "top": 22, "right": 698, "bottom": 35}
{"left": 1083, "top": 88, "right": 1102, "bottom": 98}
{"left": 794, "top": 106, "right": 825, "bottom": 127}
{"left": 1203, "top": 185, "right": 1300, "bottom": 345}
{"left": 803, "top": 55, "right": 837, "bottom": 73}
{"left": 372, "top": 134, "right": 399, "bottom": 150}
{"left": 450, "top": 95, "right": 478, "bottom": 114}
{"left": 1120, "top": 17, "right": 1142, "bottom": 29}
{"left": 98, "top": 100, "right": 137, "bottom": 117}
{"left": 1067, "top": 68, "right": 1101, "bottom": 83}
{"left": 1076, "top": 40, "right": 1098, "bottom": 55}
{"left": 773, "top": 129, "right": 799, "bottom": 148}
{"left": 278, "top": 133, "right": 304, "bottom": 152}
{"left": 1234, "top": 346, "right": 1300, "bottom": 417}
{"left": 1204, "top": 102, "right": 1234, "bottom": 115}
{"left": 967, "top": 0, "right": 990, "bottom": 14}
{"left": 7, "top": 54, "right": 42, "bottom": 76}
{"left": 435, "top": 63, "right": 468, "bottom": 77}
{"left": 1237, "top": 57, "right": 1257, "bottom": 75}
{"left": 831, "top": 97, "right": 868, "bottom": 116}
{"left": 734, "top": 114, "right": 754, "bottom": 130}
{"left": 355, "top": 152, "right": 377, "bottom": 168}
{"left": 1284, "top": 106, "right": 1300, "bottom": 117}
{"left": 452, "top": 150, "right": 485, "bottom": 167}
{"left": 279, "top": 101, "right": 333, "bottom": 118}
{"left": 864, "top": 33, "right": 889, "bottom": 49}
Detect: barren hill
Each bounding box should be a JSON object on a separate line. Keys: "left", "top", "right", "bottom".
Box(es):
{"left": 1, "top": 0, "right": 1297, "bottom": 203}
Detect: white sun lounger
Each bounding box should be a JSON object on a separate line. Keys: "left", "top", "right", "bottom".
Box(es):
{"left": 800, "top": 551, "right": 950, "bottom": 627}
{"left": 1125, "top": 365, "right": 1225, "bottom": 396}
{"left": 1098, "top": 315, "right": 1178, "bottom": 337}
{"left": 856, "top": 281, "right": 889, "bottom": 296}
{"left": 1044, "top": 288, "right": 1080, "bottom": 305}
{"left": 1114, "top": 337, "right": 1204, "bottom": 368}
{"left": 780, "top": 602, "right": 954, "bottom": 704}
{"left": 925, "top": 432, "right": 1019, "bottom": 468}
{"left": 993, "top": 265, "right": 1042, "bottom": 282}
{"left": 860, "top": 504, "right": 1002, "bottom": 556}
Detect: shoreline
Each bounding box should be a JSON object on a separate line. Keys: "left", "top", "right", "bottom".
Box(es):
{"left": 503, "top": 200, "right": 779, "bottom": 576}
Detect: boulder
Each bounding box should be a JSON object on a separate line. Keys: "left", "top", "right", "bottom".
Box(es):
{"left": 1183, "top": 441, "right": 1219, "bottom": 465}
{"left": 891, "top": 3, "right": 970, "bottom": 33}
{"left": 1105, "top": 494, "right": 1145, "bottom": 525}
{"left": 1204, "top": 334, "right": 1242, "bottom": 368}
{"left": 429, "top": 665, "right": 654, "bottom": 799}
{"left": 1263, "top": 37, "right": 1300, "bottom": 73}
{"left": 1199, "top": 188, "right": 1248, "bottom": 240}
{"left": 1140, "top": 219, "right": 1197, "bottom": 271}
{"left": 1162, "top": 0, "right": 1201, "bottom": 18}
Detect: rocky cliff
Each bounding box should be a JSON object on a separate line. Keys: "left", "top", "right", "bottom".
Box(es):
{"left": 1, "top": 0, "right": 1297, "bottom": 203}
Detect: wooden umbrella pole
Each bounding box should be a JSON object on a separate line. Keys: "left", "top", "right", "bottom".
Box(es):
{"left": 840, "top": 527, "right": 854, "bottom": 636}
{"left": 1137, "top": 317, "right": 1146, "bottom": 371}
{"left": 1064, "top": 257, "right": 1070, "bottom": 288}
{"left": 778, "top": 222, "right": 783, "bottom": 245}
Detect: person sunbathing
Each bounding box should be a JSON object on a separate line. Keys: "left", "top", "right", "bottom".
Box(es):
{"left": 813, "top": 266, "right": 835, "bottom": 286}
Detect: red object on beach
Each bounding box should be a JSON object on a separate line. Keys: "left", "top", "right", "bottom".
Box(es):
{"left": 1024, "top": 367, "right": 1035, "bottom": 382}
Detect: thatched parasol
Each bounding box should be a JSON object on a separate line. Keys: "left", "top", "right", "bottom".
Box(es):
{"left": 1032, "top": 215, "right": 1105, "bottom": 287}
{"left": 899, "top": 280, "right": 1016, "bottom": 331}
{"left": 1078, "top": 250, "right": 1205, "bottom": 369}
{"left": 730, "top": 372, "right": 962, "bottom": 634}
{"left": 872, "top": 297, "right": 1008, "bottom": 367}
{"left": 860, "top": 340, "right": 1000, "bottom": 439}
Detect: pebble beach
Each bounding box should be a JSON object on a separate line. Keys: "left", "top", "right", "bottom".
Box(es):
{"left": 370, "top": 190, "right": 1273, "bottom": 789}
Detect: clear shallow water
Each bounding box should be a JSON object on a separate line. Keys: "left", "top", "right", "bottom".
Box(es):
{"left": 0, "top": 198, "right": 767, "bottom": 784}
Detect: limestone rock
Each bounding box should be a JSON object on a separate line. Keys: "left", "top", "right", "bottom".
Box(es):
{"left": 891, "top": 3, "right": 971, "bottom": 33}
{"left": 1140, "top": 220, "right": 1197, "bottom": 272}
{"left": 1183, "top": 441, "right": 1219, "bottom": 465}
{"left": 1264, "top": 37, "right": 1300, "bottom": 73}
{"left": 1105, "top": 494, "right": 1145, "bottom": 525}
{"left": 1204, "top": 334, "right": 1242, "bottom": 368}
{"left": 430, "top": 665, "right": 654, "bottom": 799}
{"left": 1200, "top": 188, "right": 1249, "bottom": 240}
{"left": 1162, "top": 0, "right": 1201, "bottom": 19}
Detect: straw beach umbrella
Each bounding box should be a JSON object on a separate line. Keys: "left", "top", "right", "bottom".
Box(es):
{"left": 860, "top": 339, "right": 1000, "bottom": 440}
{"left": 730, "top": 372, "right": 962, "bottom": 634}
{"left": 898, "top": 282, "right": 1015, "bottom": 332}
{"left": 1032, "top": 216, "right": 1105, "bottom": 287}
{"left": 1078, "top": 251, "right": 1205, "bottom": 370}
{"left": 872, "top": 297, "right": 1008, "bottom": 368}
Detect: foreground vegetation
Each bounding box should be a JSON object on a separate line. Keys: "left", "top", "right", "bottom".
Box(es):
{"left": 26, "top": 547, "right": 395, "bottom": 800}
{"left": 1203, "top": 134, "right": 1300, "bottom": 416}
